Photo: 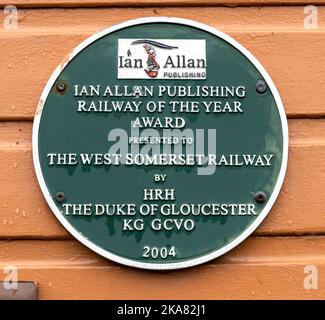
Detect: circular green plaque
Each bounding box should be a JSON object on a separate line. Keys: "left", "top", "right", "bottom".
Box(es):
{"left": 33, "top": 17, "right": 288, "bottom": 270}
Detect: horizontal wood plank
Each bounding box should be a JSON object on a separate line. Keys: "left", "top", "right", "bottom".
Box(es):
{"left": 0, "top": 119, "right": 324, "bottom": 238}
{"left": 0, "top": 7, "right": 325, "bottom": 119}
{"left": 0, "top": 237, "right": 324, "bottom": 299}
{"left": 1, "top": 0, "right": 325, "bottom": 8}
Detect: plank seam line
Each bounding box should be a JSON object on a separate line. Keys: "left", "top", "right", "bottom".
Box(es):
{"left": 2, "top": 115, "right": 325, "bottom": 122}
{"left": 2, "top": 29, "right": 325, "bottom": 34}
{"left": 1, "top": 4, "right": 325, "bottom": 10}
{"left": 0, "top": 262, "right": 323, "bottom": 268}
{"left": 0, "top": 234, "right": 325, "bottom": 241}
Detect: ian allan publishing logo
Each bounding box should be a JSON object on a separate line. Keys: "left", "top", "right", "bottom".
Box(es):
{"left": 118, "top": 39, "right": 206, "bottom": 79}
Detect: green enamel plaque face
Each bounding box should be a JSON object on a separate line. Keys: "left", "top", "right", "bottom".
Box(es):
{"left": 33, "top": 18, "right": 288, "bottom": 270}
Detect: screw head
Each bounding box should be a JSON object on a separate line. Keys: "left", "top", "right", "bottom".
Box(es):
{"left": 55, "top": 191, "right": 65, "bottom": 202}
{"left": 56, "top": 81, "right": 67, "bottom": 93}
{"left": 254, "top": 191, "right": 266, "bottom": 204}
{"left": 256, "top": 80, "right": 267, "bottom": 94}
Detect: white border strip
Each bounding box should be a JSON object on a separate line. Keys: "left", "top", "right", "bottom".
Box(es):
{"left": 32, "top": 17, "right": 289, "bottom": 270}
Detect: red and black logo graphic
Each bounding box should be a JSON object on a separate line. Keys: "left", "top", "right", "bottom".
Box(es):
{"left": 131, "top": 40, "right": 178, "bottom": 78}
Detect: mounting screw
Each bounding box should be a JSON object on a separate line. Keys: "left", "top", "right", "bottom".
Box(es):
{"left": 256, "top": 80, "right": 267, "bottom": 94}
{"left": 56, "top": 81, "right": 67, "bottom": 93}
{"left": 254, "top": 191, "right": 266, "bottom": 204}
{"left": 55, "top": 191, "right": 65, "bottom": 202}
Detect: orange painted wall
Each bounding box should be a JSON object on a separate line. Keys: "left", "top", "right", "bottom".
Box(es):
{"left": 0, "top": 2, "right": 324, "bottom": 299}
